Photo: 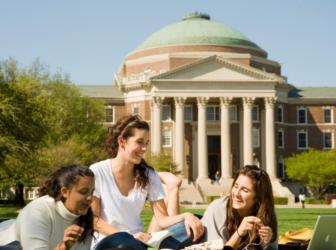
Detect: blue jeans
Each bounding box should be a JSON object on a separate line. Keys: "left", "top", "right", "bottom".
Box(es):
{"left": 0, "top": 241, "right": 22, "bottom": 250}
{"left": 95, "top": 221, "right": 194, "bottom": 250}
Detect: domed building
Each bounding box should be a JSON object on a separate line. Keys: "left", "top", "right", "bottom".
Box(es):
{"left": 80, "top": 13, "right": 336, "bottom": 203}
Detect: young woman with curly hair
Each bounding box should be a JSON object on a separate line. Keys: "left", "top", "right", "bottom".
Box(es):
{"left": 90, "top": 115, "right": 204, "bottom": 250}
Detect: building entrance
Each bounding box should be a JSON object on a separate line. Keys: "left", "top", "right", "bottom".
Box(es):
{"left": 207, "top": 135, "right": 221, "bottom": 180}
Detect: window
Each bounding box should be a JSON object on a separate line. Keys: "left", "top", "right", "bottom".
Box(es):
{"left": 277, "top": 157, "right": 285, "bottom": 179}
{"left": 132, "top": 104, "right": 139, "bottom": 115}
{"left": 252, "top": 105, "right": 259, "bottom": 121}
{"left": 207, "top": 106, "right": 220, "bottom": 121}
{"left": 277, "top": 105, "right": 283, "bottom": 123}
{"left": 323, "top": 131, "right": 332, "bottom": 149}
{"left": 297, "top": 107, "right": 307, "bottom": 124}
{"left": 252, "top": 128, "right": 260, "bottom": 148}
{"left": 162, "top": 128, "right": 172, "bottom": 147}
{"left": 278, "top": 129, "right": 284, "bottom": 148}
{"left": 297, "top": 130, "right": 308, "bottom": 149}
{"left": 229, "top": 105, "right": 237, "bottom": 121}
{"left": 105, "top": 105, "right": 114, "bottom": 123}
{"left": 184, "top": 105, "right": 193, "bottom": 122}
{"left": 324, "top": 108, "right": 332, "bottom": 123}
{"left": 25, "top": 189, "right": 35, "bottom": 200}
{"left": 162, "top": 105, "right": 171, "bottom": 121}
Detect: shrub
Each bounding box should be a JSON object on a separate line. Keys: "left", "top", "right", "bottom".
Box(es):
{"left": 145, "top": 152, "right": 179, "bottom": 174}
{"left": 274, "top": 197, "right": 288, "bottom": 205}
{"left": 206, "top": 196, "right": 220, "bottom": 204}
{"left": 305, "top": 198, "right": 327, "bottom": 204}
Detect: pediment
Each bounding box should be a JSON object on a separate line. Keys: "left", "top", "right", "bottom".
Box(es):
{"left": 151, "top": 55, "right": 278, "bottom": 82}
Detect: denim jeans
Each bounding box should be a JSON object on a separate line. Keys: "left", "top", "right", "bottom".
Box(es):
{"left": 0, "top": 241, "right": 22, "bottom": 250}
{"left": 95, "top": 221, "right": 194, "bottom": 250}
{"left": 94, "top": 232, "right": 147, "bottom": 250}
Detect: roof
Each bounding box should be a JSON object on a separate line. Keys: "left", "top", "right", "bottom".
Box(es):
{"left": 288, "top": 87, "right": 336, "bottom": 98}
{"left": 135, "top": 12, "right": 261, "bottom": 51}
{"left": 78, "top": 85, "right": 123, "bottom": 98}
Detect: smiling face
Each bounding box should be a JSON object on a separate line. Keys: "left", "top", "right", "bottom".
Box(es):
{"left": 231, "top": 174, "right": 256, "bottom": 216}
{"left": 61, "top": 176, "right": 95, "bottom": 215}
{"left": 120, "top": 128, "right": 149, "bottom": 165}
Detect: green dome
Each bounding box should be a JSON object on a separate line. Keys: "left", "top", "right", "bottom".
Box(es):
{"left": 136, "top": 13, "right": 261, "bottom": 51}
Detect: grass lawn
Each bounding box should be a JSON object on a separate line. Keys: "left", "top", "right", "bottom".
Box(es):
{"left": 0, "top": 204, "right": 20, "bottom": 221}
{"left": 141, "top": 207, "right": 336, "bottom": 235}
{"left": 2, "top": 204, "right": 336, "bottom": 236}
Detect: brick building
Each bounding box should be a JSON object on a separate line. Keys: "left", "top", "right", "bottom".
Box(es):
{"left": 79, "top": 13, "right": 336, "bottom": 201}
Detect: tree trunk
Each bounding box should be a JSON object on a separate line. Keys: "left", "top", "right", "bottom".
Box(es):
{"left": 14, "top": 183, "right": 25, "bottom": 207}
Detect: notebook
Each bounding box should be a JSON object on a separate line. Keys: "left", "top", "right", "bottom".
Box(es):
{"left": 307, "top": 215, "right": 336, "bottom": 250}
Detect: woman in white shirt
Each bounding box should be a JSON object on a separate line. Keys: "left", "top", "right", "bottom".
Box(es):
{"left": 90, "top": 115, "right": 204, "bottom": 250}
{"left": 0, "top": 164, "right": 95, "bottom": 250}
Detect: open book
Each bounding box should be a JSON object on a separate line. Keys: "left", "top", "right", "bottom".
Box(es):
{"left": 141, "top": 230, "right": 172, "bottom": 249}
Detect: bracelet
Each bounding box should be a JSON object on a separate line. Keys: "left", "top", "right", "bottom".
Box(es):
{"left": 236, "top": 229, "right": 243, "bottom": 238}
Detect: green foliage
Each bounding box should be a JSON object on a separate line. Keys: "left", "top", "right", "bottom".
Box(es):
{"left": 206, "top": 195, "right": 220, "bottom": 204}
{"left": 0, "top": 58, "right": 107, "bottom": 204}
{"left": 36, "top": 136, "right": 107, "bottom": 180}
{"left": 305, "top": 198, "right": 327, "bottom": 204}
{"left": 145, "top": 152, "right": 179, "bottom": 174}
{"left": 274, "top": 197, "right": 288, "bottom": 205}
{"left": 285, "top": 148, "right": 336, "bottom": 198}
{"left": 0, "top": 59, "right": 53, "bottom": 193}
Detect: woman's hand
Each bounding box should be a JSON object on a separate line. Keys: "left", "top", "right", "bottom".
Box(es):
{"left": 56, "top": 225, "right": 84, "bottom": 250}
{"left": 184, "top": 213, "right": 204, "bottom": 242}
{"left": 133, "top": 232, "right": 152, "bottom": 243}
{"left": 258, "top": 225, "right": 273, "bottom": 247}
{"left": 237, "top": 216, "right": 261, "bottom": 237}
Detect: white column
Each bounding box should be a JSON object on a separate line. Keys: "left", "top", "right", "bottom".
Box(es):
{"left": 220, "top": 97, "right": 232, "bottom": 179}
{"left": 243, "top": 97, "right": 254, "bottom": 165}
{"left": 174, "top": 97, "right": 186, "bottom": 174}
{"left": 151, "top": 97, "right": 164, "bottom": 154}
{"left": 197, "top": 97, "right": 209, "bottom": 180}
{"left": 265, "top": 97, "right": 277, "bottom": 179}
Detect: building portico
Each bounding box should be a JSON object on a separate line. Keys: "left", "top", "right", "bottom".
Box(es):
{"left": 150, "top": 94, "right": 279, "bottom": 182}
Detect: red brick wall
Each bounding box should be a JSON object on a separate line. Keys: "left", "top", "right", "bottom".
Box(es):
{"left": 125, "top": 60, "right": 169, "bottom": 76}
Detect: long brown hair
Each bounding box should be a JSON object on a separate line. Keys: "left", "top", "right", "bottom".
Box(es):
{"left": 105, "top": 115, "right": 152, "bottom": 189}
{"left": 39, "top": 164, "right": 94, "bottom": 242}
{"left": 224, "top": 165, "right": 277, "bottom": 249}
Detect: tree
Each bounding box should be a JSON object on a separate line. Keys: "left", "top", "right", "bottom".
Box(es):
{"left": 36, "top": 135, "right": 107, "bottom": 183}
{"left": 0, "top": 58, "right": 107, "bottom": 205}
{"left": 285, "top": 148, "right": 336, "bottom": 198}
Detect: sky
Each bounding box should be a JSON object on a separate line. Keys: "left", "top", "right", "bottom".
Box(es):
{"left": 1, "top": 1, "right": 335, "bottom": 87}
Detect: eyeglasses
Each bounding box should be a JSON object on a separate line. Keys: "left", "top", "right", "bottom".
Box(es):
{"left": 242, "top": 238, "right": 261, "bottom": 250}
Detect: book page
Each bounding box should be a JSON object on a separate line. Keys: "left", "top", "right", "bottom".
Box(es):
{"left": 145, "top": 230, "right": 172, "bottom": 249}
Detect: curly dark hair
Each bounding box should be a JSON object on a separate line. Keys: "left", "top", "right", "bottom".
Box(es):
{"left": 39, "top": 164, "right": 95, "bottom": 243}
{"left": 105, "top": 115, "right": 152, "bottom": 189}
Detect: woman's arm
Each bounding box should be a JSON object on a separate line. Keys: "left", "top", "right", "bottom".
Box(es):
{"left": 91, "top": 196, "right": 119, "bottom": 236}
{"left": 225, "top": 216, "right": 262, "bottom": 249}
{"left": 150, "top": 199, "right": 204, "bottom": 241}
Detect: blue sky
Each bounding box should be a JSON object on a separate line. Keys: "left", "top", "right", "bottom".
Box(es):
{"left": 1, "top": 1, "right": 335, "bottom": 86}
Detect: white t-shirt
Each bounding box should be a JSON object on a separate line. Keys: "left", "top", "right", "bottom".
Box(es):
{"left": 90, "top": 159, "right": 165, "bottom": 247}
